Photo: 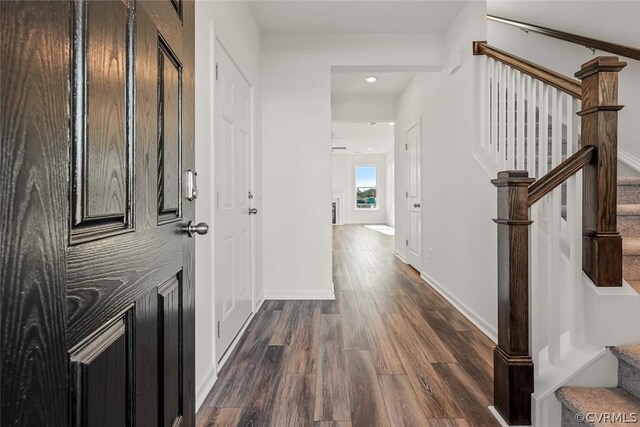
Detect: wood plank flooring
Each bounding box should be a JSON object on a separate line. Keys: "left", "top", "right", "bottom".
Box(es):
{"left": 197, "top": 225, "right": 498, "bottom": 427}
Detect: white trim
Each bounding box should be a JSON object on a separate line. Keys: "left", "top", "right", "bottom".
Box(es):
{"left": 420, "top": 271, "right": 498, "bottom": 343}
{"left": 394, "top": 251, "right": 408, "bottom": 264}
{"left": 488, "top": 406, "right": 510, "bottom": 427}
{"left": 195, "top": 368, "right": 218, "bottom": 412}
{"left": 217, "top": 296, "right": 265, "bottom": 371}
{"left": 264, "top": 290, "right": 336, "bottom": 300}
{"left": 619, "top": 148, "right": 640, "bottom": 174}
{"left": 472, "top": 146, "right": 499, "bottom": 179}
{"left": 254, "top": 295, "right": 265, "bottom": 312}
{"left": 196, "top": 297, "right": 266, "bottom": 412}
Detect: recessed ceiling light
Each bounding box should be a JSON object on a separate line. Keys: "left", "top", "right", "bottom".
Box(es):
{"left": 368, "top": 122, "right": 377, "bottom": 127}
{"left": 364, "top": 76, "right": 377, "bottom": 83}
{"left": 389, "top": 121, "right": 395, "bottom": 126}
{"left": 368, "top": 147, "right": 373, "bottom": 151}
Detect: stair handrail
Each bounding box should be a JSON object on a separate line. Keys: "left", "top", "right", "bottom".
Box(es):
{"left": 473, "top": 41, "right": 582, "bottom": 98}
{"left": 528, "top": 145, "right": 595, "bottom": 206}
{"left": 474, "top": 43, "right": 627, "bottom": 425}
{"left": 487, "top": 15, "right": 640, "bottom": 62}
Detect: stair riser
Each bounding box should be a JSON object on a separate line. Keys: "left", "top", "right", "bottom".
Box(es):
{"left": 619, "top": 215, "right": 640, "bottom": 238}
{"left": 618, "top": 360, "right": 640, "bottom": 401}
{"left": 624, "top": 254, "right": 640, "bottom": 281}
{"left": 619, "top": 186, "right": 640, "bottom": 205}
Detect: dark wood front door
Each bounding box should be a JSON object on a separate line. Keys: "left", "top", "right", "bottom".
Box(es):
{"left": 1, "top": 1, "right": 196, "bottom": 426}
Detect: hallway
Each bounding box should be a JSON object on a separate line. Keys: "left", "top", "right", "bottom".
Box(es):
{"left": 197, "top": 225, "right": 498, "bottom": 426}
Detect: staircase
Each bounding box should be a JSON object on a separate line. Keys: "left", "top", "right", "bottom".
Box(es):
{"left": 556, "top": 177, "right": 640, "bottom": 425}
{"left": 620, "top": 177, "right": 640, "bottom": 292}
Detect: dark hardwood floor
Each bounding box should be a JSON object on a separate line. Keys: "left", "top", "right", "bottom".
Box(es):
{"left": 197, "top": 225, "right": 498, "bottom": 427}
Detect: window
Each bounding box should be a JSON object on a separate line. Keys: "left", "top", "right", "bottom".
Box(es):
{"left": 355, "top": 166, "right": 377, "bottom": 209}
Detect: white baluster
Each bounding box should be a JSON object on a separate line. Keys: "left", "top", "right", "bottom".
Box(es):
{"left": 490, "top": 59, "right": 497, "bottom": 161}
{"left": 546, "top": 88, "right": 564, "bottom": 366}
{"left": 480, "top": 56, "right": 488, "bottom": 151}
{"left": 526, "top": 76, "right": 537, "bottom": 177}
{"left": 517, "top": 72, "right": 526, "bottom": 170}
{"left": 568, "top": 96, "right": 584, "bottom": 347}
{"left": 508, "top": 67, "right": 516, "bottom": 169}
{"left": 500, "top": 63, "right": 507, "bottom": 169}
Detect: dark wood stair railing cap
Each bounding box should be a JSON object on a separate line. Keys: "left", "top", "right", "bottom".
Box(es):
{"left": 492, "top": 170, "right": 535, "bottom": 186}
{"left": 528, "top": 145, "right": 596, "bottom": 207}
{"left": 575, "top": 56, "right": 628, "bottom": 79}
{"left": 473, "top": 41, "right": 582, "bottom": 99}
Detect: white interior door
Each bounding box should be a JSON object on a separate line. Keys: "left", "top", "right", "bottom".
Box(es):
{"left": 214, "top": 41, "right": 254, "bottom": 361}
{"left": 406, "top": 121, "right": 421, "bottom": 270}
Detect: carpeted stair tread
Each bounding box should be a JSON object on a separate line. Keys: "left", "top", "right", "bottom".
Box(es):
{"left": 619, "top": 177, "right": 640, "bottom": 204}
{"left": 611, "top": 344, "right": 640, "bottom": 370}
{"left": 618, "top": 177, "right": 640, "bottom": 186}
{"left": 623, "top": 238, "right": 640, "bottom": 256}
{"left": 556, "top": 387, "right": 640, "bottom": 425}
{"left": 618, "top": 204, "right": 640, "bottom": 216}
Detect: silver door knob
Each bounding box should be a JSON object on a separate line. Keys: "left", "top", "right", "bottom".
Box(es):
{"left": 184, "top": 221, "right": 209, "bottom": 237}
{"left": 413, "top": 203, "right": 421, "bottom": 208}
{"left": 248, "top": 208, "right": 258, "bottom": 215}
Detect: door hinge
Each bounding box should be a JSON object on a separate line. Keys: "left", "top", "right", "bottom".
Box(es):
{"left": 217, "top": 321, "right": 220, "bottom": 338}
{"left": 405, "top": 191, "right": 408, "bottom": 198}
{"left": 406, "top": 239, "right": 409, "bottom": 246}
{"left": 405, "top": 143, "right": 408, "bottom": 150}
{"left": 215, "top": 63, "right": 219, "bottom": 81}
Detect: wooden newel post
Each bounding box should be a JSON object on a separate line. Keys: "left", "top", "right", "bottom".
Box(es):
{"left": 575, "top": 57, "right": 627, "bottom": 287}
{"left": 492, "top": 170, "right": 535, "bottom": 426}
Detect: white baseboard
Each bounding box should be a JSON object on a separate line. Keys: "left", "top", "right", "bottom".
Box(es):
{"left": 420, "top": 271, "right": 498, "bottom": 343}
{"left": 254, "top": 295, "right": 265, "bottom": 312}
{"left": 394, "top": 251, "right": 408, "bottom": 264}
{"left": 195, "top": 297, "right": 266, "bottom": 413}
{"left": 195, "top": 368, "right": 218, "bottom": 412}
{"left": 619, "top": 148, "right": 640, "bottom": 174}
{"left": 263, "top": 289, "right": 335, "bottom": 300}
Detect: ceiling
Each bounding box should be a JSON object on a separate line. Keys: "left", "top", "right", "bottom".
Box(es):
{"left": 331, "top": 72, "right": 415, "bottom": 100}
{"left": 248, "top": 1, "right": 467, "bottom": 34}
{"left": 332, "top": 122, "right": 395, "bottom": 154}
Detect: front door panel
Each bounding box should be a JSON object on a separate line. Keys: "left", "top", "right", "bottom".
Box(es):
{"left": 66, "top": 1, "right": 196, "bottom": 426}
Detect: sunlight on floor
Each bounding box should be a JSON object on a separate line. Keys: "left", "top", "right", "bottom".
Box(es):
{"left": 364, "top": 224, "right": 395, "bottom": 236}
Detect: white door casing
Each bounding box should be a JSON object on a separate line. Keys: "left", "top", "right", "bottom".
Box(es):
{"left": 214, "top": 41, "right": 254, "bottom": 362}
{"left": 406, "top": 120, "right": 421, "bottom": 270}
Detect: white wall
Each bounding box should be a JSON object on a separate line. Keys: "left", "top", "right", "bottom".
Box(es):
{"left": 194, "top": 0, "right": 262, "bottom": 410}
{"left": 386, "top": 151, "right": 396, "bottom": 227}
{"left": 394, "top": 1, "right": 497, "bottom": 337}
{"left": 488, "top": 1, "right": 640, "bottom": 166}
{"left": 332, "top": 153, "right": 389, "bottom": 225}
{"left": 261, "top": 33, "right": 445, "bottom": 300}
{"left": 332, "top": 94, "right": 397, "bottom": 123}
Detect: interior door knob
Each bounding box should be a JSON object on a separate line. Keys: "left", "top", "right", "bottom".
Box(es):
{"left": 184, "top": 221, "right": 209, "bottom": 237}
{"left": 413, "top": 203, "right": 421, "bottom": 208}
{"left": 248, "top": 208, "right": 258, "bottom": 215}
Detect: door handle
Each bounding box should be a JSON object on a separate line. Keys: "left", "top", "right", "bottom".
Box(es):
{"left": 184, "top": 221, "right": 209, "bottom": 237}
{"left": 248, "top": 208, "right": 258, "bottom": 215}
{"left": 413, "top": 203, "right": 421, "bottom": 208}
